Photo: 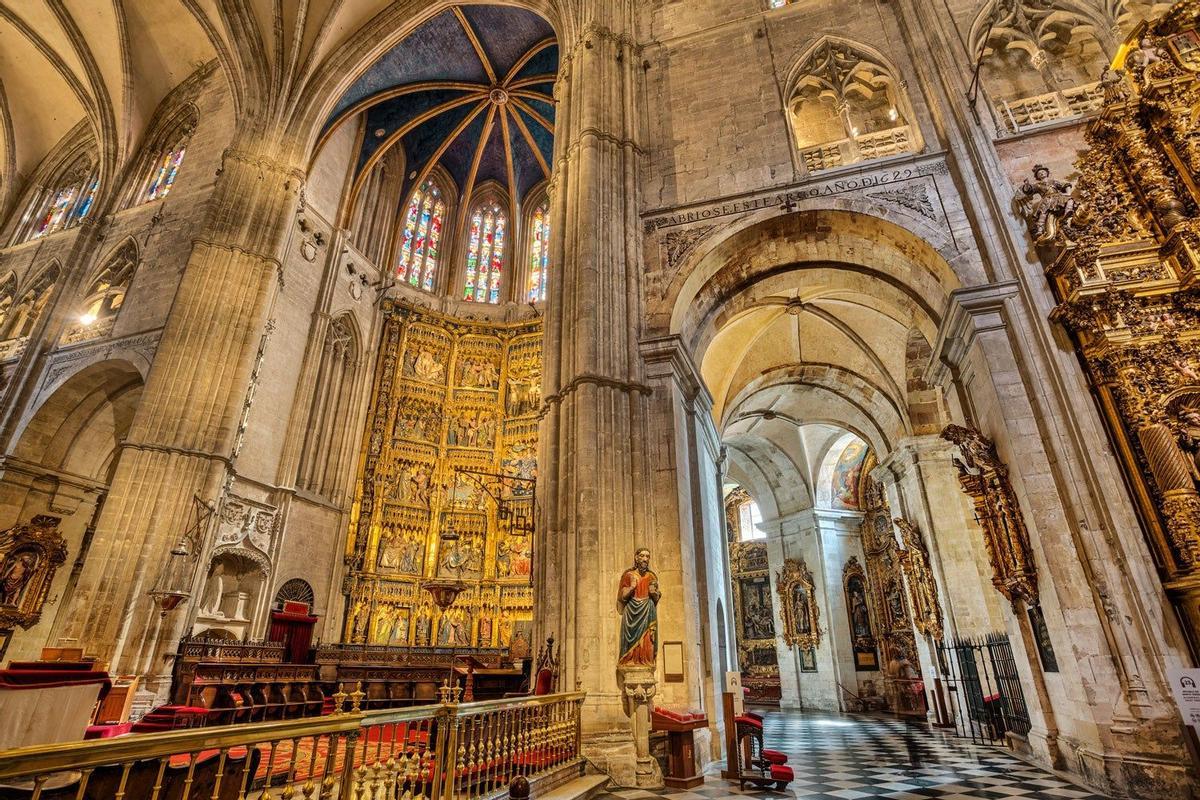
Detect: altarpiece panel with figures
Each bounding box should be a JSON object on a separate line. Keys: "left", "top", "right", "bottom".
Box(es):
{"left": 344, "top": 302, "right": 540, "bottom": 653}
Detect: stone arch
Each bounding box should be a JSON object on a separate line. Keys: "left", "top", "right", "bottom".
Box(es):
{"left": 9, "top": 359, "right": 143, "bottom": 483}
{"left": 662, "top": 202, "right": 972, "bottom": 345}
{"left": 782, "top": 36, "right": 923, "bottom": 172}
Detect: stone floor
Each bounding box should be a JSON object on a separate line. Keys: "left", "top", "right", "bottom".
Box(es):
{"left": 596, "top": 711, "right": 1111, "bottom": 800}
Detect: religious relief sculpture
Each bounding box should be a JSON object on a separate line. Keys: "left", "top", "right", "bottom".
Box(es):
{"left": 0, "top": 516, "right": 67, "bottom": 632}
{"left": 941, "top": 424, "right": 1038, "bottom": 611}
{"left": 1017, "top": 164, "right": 1075, "bottom": 243}
{"left": 617, "top": 548, "right": 660, "bottom": 667}
{"left": 776, "top": 558, "right": 820, "bottom": 650}
{"left": 894, "top": 518, "right": 944, "bottom": 641}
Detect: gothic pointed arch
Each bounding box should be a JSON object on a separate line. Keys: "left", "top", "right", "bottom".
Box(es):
{"left": 2, "top": 262, "right": 61, "bottom": 345}
{"left": 0, "top": 272, "right": 17, "bottom": 336}
{"left": 61, "top": 239, "right": 139, "bottom": 345}
{"left": 522, "top": 181, "right": 551, "bottom": 303}
{"left": 126, "top": 101, "right": 199, "bottom": 207}
{"left": 4, "top": 123, "right": 99, "bottom": 245}
{"left": 297, "top": 313, "right": 364, "bottom": 504}
{"left": 461, "top": 181, "right": 511, "bottom": 304}
{"left": 784, "top": 37, "right": 921, "bottom": 174}
{"left": 394, "top": 166, "right": 456, "bottom": 293}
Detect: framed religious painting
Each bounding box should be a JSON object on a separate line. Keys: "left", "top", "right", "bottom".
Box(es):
{"left": 776, "top": 558, "right": 820, "bottom": 651}
{"left": 798, "top": 647, "right": 817, "bottom": 673}
{"left": 0, "top": 515, "right": 67, "bottom": 633}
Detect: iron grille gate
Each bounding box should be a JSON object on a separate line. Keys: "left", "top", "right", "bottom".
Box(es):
{"left": 936, "top": 633, "right": 1032, "bottom": 745}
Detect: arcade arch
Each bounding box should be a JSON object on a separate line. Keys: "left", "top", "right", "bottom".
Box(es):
{"left": 675, "top": 207, "right": 1009, "bottom": 715}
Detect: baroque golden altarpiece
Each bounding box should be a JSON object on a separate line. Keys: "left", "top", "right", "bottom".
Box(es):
{"left": 343, "top": 303, "right": 541, "bottom": 650}
{"left": 1030, "top": 3, "right": 1200, "bottom": 652}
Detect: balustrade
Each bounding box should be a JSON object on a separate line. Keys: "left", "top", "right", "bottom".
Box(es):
{"left": 798, "top": 125, "right": 913, "bottom": 174}
{"left": 0, "top": 689, "right": 586, "bottom": 800}
{"left": 996, "top": 83, "right": 1103, "bottom": 135}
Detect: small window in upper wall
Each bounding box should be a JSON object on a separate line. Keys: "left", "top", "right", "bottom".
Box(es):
{"left": 527, "top": 201, "right": 550, "bottom": 303}
{"left": 463, "top": 202, "right": 507, "bottom": 304}
{"left": 769, "top": 0, "right": 793, "bottom": 7}
{"left": 396, "top": 180, "right": 447, "bottom": 293}
{"left": 145, "top": 144, "right": 187, "bottom": 202}
{"left": 25, "top": 172, "right": 98, "bottom": 242}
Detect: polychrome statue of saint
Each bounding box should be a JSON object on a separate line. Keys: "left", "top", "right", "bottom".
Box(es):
{"left": 617, "top": 547, "right": 660, "bottom": 667}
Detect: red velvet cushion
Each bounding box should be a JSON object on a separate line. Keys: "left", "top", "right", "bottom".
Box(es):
{"left": 769, "top": 764, "right": 794, "bottom": 781}
{"left": 745, "top": 711, "right": 764, "bottom": 722}
{"left": 534, "top": 668, "right": 553, "bottom": 695}
{"left": 734, "top": 714, "right": 763, "bottom": 728}
{"left": 762, "top": 749, "right": 787, "bottom": 764}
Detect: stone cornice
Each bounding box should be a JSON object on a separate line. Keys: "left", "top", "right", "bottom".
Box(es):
{"left": 542, "top": 372, "right": 652, "bottom": 413}
{"left": 927, "top": 280, "right": 1019, "bottom": 387}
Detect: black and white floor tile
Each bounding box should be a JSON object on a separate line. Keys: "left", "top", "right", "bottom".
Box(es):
{"left": 595, "top": 711, "right": 1111, "bottom": 800}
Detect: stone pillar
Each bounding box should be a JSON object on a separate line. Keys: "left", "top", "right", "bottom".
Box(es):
{"left": 619, "top": 667, "right": 662, "bottom": 788}
{"left": 55, "top": 137, "right": 304, "bottom": 691}
{"left": 535, "top": 0, "right": 651, "bottom": 771}
{"left": 877, "top": 435, "right": 1005, "bottom": 637}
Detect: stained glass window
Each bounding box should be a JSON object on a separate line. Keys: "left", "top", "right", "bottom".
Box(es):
{"left": 146, "top": 145, "right": 186, "bottom": 201}
{"left": 526, "top": 202, "right": 550, "bottom": 302}
{"left": 396, "top": 181, "right": 446, "bottom": 292}
{"left": 463, "top": 202, "right": 506, "bottom": 304}
{"left": 34, "top": 187, "right": 78, "bottom": 238}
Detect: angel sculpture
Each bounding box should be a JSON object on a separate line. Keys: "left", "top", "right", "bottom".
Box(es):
{"left": 1017, "top": 164, "right": 1075, "bottom": 243}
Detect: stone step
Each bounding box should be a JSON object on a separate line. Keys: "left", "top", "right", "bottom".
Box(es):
{"left": 535, "top": 774, "right": 611, "bottom": 800}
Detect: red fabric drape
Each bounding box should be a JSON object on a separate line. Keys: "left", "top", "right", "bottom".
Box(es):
{"left": 268, "top": 611, "right": 318, "bottom": 663}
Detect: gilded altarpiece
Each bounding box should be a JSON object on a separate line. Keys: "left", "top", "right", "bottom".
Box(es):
{"left": 344, "top": 303, "right": 540, "bottom": 648}
{"left": 1029, "top": 4, "right": 1200, "bottom": 650}
{"left": 725, "top": 488, "right": 781, "bottom": 704}
{"left": 859, "top": 477, "right": 920, "bottom": 670}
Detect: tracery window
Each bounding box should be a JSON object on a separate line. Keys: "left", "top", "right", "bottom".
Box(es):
{"left": 17, "top": 162, "right": 98, "bottom": 243}
{"left": 2, "top": 265, "right": 60, "bottom": 343}
{"left": 62, "top": 242, "right": 137, "bottom": 344}
{"left": 396, "top": 180, "right": 446, "bottom": 292}
{"left": 526, "top": 201, "right": 550, "bottom": 302}
{"left": 463, "top": 201, "right": 507, "bottom": 304}
{"left": 144, "top": 144, "right": 187, "bottom": 202}
{"left": 0, "top": 275, "right": 17, "bottom": 335}
{"left": 787, "top": 39, "right": 917, "bottom": 174}
{"left": 970, "top": 0, "right": 1133, "bottom": 134}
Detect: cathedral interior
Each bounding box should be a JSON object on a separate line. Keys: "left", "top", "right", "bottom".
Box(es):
{"left": 0, "top": 1, "right": 1199, "bottom": 799}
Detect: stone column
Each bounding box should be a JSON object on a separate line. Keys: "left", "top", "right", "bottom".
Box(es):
{"left": 877, "top": 435, "right": 1004, "bottom": 637}
{"left": 535, "top": 0, "right": 651, "bottom": 771}
{"left": 55, "top": 137, "right": 304, "bottom": 691}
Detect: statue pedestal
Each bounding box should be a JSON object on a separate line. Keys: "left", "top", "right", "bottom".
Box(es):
{"left": 619, "top": 667, "right": 663, "bottom": 789}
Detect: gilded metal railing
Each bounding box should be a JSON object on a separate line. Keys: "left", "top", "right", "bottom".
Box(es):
{"left": 0, "top": 688, "right": 586, "bottom": 800}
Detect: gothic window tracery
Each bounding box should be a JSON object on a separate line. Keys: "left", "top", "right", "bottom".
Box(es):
{"left": 526, "top": 200, "right": 550, "bottom": 303}
{"left": 463, "top": 198, "right": 507, "bottom": 304}
{"left": 786, "top": 39, "right": 918, "bottom": 174}
{"left": 2, "top": 265, "right": 60, "bottom": 343}
{"left": 62, "top": 242, "right": 138, "bottom": 344}
{"left": 969, "top": 0, "right": 1129, "bottom": 133}
{"left": 144, "top": 144, "right": 187, "bottom": 202}
{"left": 14, "top": 154, "right": 99, "bottom": 243}
{"left": 0, "top": 274, "right": 16, "bottom": 335}
{"left": 397, "top": 180, "right": 448, "bottom": 293}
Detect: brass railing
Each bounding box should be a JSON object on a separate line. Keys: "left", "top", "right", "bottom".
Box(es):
{"left": 0, "top": 689, "right": 586, "bottom": 800}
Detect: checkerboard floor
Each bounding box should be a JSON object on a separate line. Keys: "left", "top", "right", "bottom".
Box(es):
{"left": 595, "top": 711, "right": 1112, "bottom": 800}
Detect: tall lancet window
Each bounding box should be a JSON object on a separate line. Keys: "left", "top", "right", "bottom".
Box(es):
{"left": 463, "top": 202, "right": 506, "bottom": 304}
{"left": 527, "top": 201, "right": 550, "bottom": 302}
{"left": 396, "top": 181, "right": 445, "bottom": 292}
{"left": 145, "top": 145, "right": 187, "bottom": 201}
